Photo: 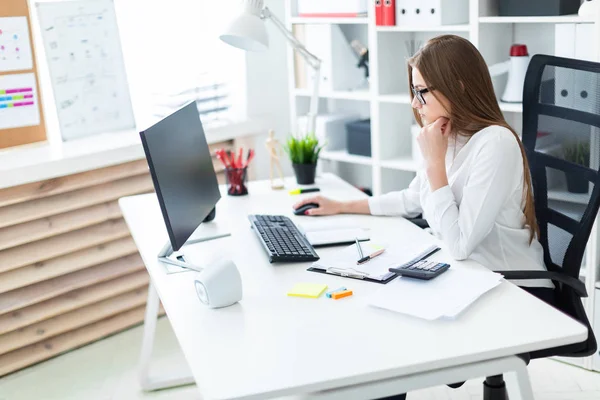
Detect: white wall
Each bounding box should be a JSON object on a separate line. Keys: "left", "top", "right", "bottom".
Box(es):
{"left": 244, "top": 0, "right": 293, "bottom": 180}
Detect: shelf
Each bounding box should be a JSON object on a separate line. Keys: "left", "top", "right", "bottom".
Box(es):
{"left": 320, "top": 150, "right": 373, "bottom": 165}
{"left": 547, "top": 189, "right": 591, "bottom": 205}
{"left": 380, "top": 157, "right": 420, "bottom": 172}
{"left": 377, "top": 24, "right": 470, "bottom": 33}
{"left": 479, "top": 15, "right": 594, "bottom": 24}
{"left": 293, "top": 88, "right": 371, "bottom": 101}
{"left": 378, "top": 94, "right": 412, "bottom": 104}
{"left": 499, "top": 102, "right": 523, "bottom": 113}
{"left": 290, "top": 17, "right": 369, "bottom": 25}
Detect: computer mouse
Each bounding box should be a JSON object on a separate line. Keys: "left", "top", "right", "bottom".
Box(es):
{"left": 294, "top": 203, "right": 319, "bottom": 216}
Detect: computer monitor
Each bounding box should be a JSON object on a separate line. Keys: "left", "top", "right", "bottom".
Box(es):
{"left": 140, "top": 101, "right": 227, "bottom": 270}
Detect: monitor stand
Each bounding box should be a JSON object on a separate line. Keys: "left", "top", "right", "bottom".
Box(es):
{"left": 158, "top": 232, "right": 231, "bottom": 273}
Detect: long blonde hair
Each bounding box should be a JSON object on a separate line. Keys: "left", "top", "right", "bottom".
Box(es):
{"left": 408, "top": 35, "right": 539, "bottom": 243}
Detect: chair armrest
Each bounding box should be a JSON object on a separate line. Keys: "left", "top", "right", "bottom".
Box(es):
{"left": 493, "top": 270, "right": 587, "bottom": 298}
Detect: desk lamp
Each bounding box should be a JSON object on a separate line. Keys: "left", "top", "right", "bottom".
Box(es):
{"left": 220, "top": 0, "right": 321, "bottom": 135}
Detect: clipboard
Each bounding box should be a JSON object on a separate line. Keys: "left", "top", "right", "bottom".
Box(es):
{"left": 307, "top": 265, "right": 397, "bottom": 284}
{"left": 307, "top": 243, "right": 441, "bottom": 285}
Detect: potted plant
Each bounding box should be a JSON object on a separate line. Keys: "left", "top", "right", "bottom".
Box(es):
{"left": 564, "top": 140, "right": 590, "bottom": 193}
{"left": 283, "top": 132, "right": 324, "bottom": 185}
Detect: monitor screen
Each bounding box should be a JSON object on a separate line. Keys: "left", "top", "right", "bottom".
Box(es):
{"left": 140, "top": 102, "right": 221, "bottom": 252}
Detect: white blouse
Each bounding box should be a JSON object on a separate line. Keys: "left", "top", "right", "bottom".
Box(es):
{"left": 368, "top": 125, "right": 552, "bottom": 288}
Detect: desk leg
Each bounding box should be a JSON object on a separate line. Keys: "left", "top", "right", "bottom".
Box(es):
{"left": 138, "top": 281, "right": 195, "bottom": 391}
{"left": 505, "top": 362, "right": 535, "bottom": 400}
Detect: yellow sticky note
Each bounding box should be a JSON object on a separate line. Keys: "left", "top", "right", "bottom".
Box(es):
{"left": 287, "top": 283, "right": 328, "bottom": 298}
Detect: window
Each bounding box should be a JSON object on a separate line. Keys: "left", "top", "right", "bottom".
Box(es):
{"left": 115, "top": 0, "right": 246, "bottom": 129}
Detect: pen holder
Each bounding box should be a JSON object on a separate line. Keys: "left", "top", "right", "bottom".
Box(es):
{"left": 225, "top": 167, "right": 248, "bottom": 196}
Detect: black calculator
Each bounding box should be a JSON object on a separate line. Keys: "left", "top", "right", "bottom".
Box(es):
{"left": 389, "top": 260, "right": 450, "bottom": 280}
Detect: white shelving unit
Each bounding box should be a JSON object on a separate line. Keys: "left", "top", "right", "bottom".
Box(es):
{"left": 479, "top": 15, "right": 595, "bottom": 24}
{"left": 376, "top": 24, "right": 471, "bottom": 32}
{"left": 285, "top": 0, "right": 600, "bottom": 371}
{"left": 293, "top": 88, "right": 371, "bottom": 101}
{"left": 289, "top": 17, "right": 369, "bottom": 25}
{"left": 320, "top": 149, "right": 373, "bottom": 166}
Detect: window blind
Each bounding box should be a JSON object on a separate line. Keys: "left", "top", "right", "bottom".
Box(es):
{"left": 115, "top": 0, "right": 245, "bottom": 128}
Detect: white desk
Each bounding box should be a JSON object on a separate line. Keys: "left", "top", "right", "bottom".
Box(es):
{"left": 119, "top": 173, "right": 587, "bottom": 400}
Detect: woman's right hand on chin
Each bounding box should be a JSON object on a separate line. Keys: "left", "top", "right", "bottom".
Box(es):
{"left": 293, "top": 195, "right": 343, "bottom": 216}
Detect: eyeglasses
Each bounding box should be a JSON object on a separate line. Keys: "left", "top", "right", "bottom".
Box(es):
{"left": 411, "top": 86, "right": 431, "bottom": 105}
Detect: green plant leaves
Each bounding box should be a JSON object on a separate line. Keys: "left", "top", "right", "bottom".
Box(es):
{"left": 283, "top": 132, "right": 324, "bottom": 165}
{"left": 564, "top": 140, "right": 590, "bottom": 167}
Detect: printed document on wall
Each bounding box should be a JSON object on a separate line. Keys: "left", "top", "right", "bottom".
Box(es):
{"left": 0, "top": 73, "right": 41, "bottom": 130}
{"left": 0, "top": 17, "right": 34, "bottom": 73}
{"left": 36, "top": 0, "right": 135, "bottom": 141}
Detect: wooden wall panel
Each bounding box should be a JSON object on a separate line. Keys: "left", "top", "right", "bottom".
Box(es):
{"left": 0, "top": 254, "right": 143, "bottom": 315}
{"left": 0, "top": 286, "right": 149, "bottom": 355}
{"left": 0, "top": 305, "right": 164, "bottom": 377}
{"left": 0, "top": 239, "right": 139, "bottom": 294}
{"left": 0, "top": 201, "right": 122, "bottom": 251}
{"left": 0, "top": 219, "right": 131, "bottom": 274}
{"left": 0, "top": 159, "right": 149, "bottom": 208}
{"left": 0, "top": 270, "right": 149, "bottom": 335}
{"left": 0, "top": 137, "right": 246, "bottom": 377}
{"left": 0, "top": 174, "right": 154, "bottom": 229}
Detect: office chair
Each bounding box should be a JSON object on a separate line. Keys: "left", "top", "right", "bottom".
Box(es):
{"left": 481, "top": 54, "right": 600, "bottom": 399}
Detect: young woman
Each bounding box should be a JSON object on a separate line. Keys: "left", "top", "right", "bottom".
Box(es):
{"left": 293, "top": 34, "right": 554, "bottom": 297}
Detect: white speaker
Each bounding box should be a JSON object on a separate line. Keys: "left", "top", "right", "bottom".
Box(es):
{"left": 194, "top": 259, "right": 242, "bottom": 309}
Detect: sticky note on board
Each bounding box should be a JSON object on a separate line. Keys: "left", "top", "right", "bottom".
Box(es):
{"left": 287, "top": 283, "right": 328, "bottom": 298}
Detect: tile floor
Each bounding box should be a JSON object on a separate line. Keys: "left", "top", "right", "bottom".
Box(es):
{"left": 0, "top": 317, "right": 599, "bottom": 400}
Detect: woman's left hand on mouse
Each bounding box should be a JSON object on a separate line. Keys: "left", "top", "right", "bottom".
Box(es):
{"left": 293, "top": 195, "right": 342, "bottom": 216}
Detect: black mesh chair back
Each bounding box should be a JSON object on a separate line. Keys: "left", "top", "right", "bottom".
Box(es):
{"left": 521, "top": 54, "right": 599, "bottom": 358}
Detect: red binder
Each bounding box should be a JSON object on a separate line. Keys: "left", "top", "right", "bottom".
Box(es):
{"left": 382, "top": 0, "right": 395, "bottom": 26}
{"left": 375, "top": 0, "right": 384, "bottom": 26}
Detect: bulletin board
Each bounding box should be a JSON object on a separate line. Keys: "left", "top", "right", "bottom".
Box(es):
{"left": 0, "top": 0, "right": 47, "bottom": 149}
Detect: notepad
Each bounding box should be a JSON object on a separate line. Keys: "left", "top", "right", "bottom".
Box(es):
{"left": 298, "top": 220, "right": 370, "bottom": 247}
{"left": 287, "top": 283, "right": 328, "bottom": 298}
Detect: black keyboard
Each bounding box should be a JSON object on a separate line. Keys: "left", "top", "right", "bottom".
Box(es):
{"left": 248, "top": 215, "right": 320, "bottom": 263}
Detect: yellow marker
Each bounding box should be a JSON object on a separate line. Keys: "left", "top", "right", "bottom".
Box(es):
{"left": 288, "top": 188, "right": 320, "bottom": 195}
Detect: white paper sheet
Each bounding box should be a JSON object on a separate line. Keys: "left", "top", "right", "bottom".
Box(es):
{"left": 0, "top": 73, "right": 40, "bottom": 130}
{"left": 367, "top": 267, "right": 503, "bottom": 320}
{"left": 299, "top": 220, "right": 370, "bottom": 246}
{"left": 305, "top": 228, "right": 369, "bottom": 246}
{"left": 0, "top": 17, "right": 34, "bottom": 72}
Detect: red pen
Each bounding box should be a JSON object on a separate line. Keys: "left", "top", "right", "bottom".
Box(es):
{"left": 215, "top": 149, "right": 230, "bottom": 168}
{"left": 237, "top": 148, "right": 243, "bottom": 169}
{"left": 226, "top": 150, "right": 234, "bottom": 167}
{"left": 244, "top": 149, "right": 255, "bottom": 168}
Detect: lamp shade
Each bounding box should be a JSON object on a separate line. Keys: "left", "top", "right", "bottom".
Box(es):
{"left": 220, "top": 0, "right": 269, "bottom": 52}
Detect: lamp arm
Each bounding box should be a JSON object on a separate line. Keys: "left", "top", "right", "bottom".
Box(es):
{"left": 262, "top": 7, "right": 321, "bottom": 69}
{"left": 263, "top": 7, "right": 320, "bottom": 134}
